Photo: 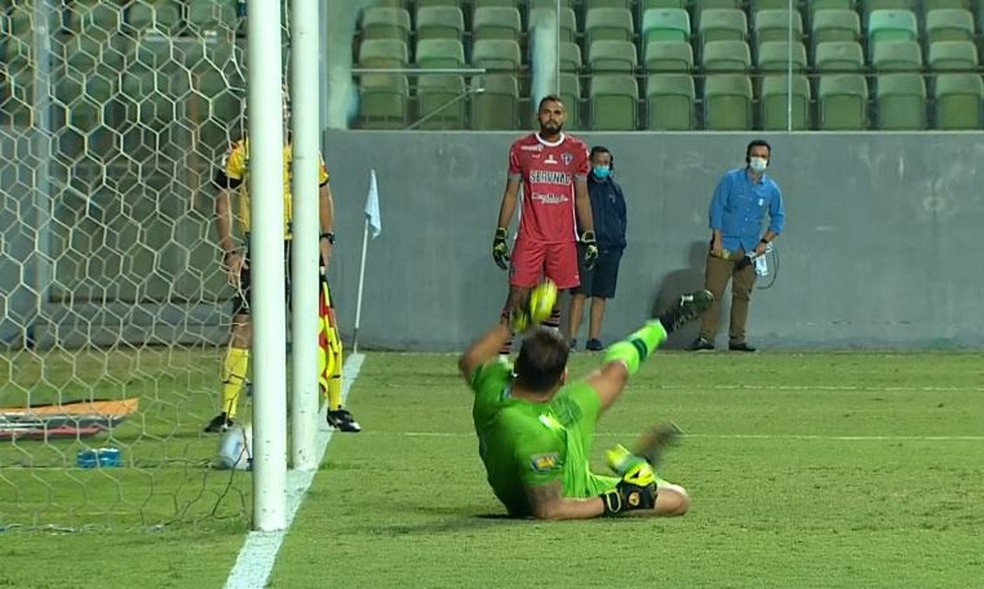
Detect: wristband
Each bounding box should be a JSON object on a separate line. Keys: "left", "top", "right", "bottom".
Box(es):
{"left": 320, "top": 232, "right": 335, "bottom": 244}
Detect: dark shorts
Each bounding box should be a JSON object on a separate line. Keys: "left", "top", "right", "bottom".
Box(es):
{"left": 232, "top": 241, "right": 293, "bottom": 316}
{"left": 571, "top": 244, "right": 622, "bottom": 299}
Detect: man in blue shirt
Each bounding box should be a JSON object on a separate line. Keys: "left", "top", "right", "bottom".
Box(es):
{"left": 689, "top": 140, "right": 785, "bottom": 352}
{"left": 568, "top": 146, "right": 627, "bottom": 352}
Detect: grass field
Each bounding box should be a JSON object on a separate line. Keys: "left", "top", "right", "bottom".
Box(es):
{"left": 3, "top": 350, "right": 984, "bottom": 588}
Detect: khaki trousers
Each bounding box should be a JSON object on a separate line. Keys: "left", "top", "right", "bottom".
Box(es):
{"left": 698, "top": 249, "right": 757, "bottom": 343}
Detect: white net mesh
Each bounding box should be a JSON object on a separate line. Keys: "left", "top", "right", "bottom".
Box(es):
{"left": 0, "top": 0, "right": 289, "bottom": 530}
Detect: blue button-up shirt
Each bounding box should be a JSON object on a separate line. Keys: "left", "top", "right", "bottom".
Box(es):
{"left": 708, "top": 168, "right": 785, "bottom": 253}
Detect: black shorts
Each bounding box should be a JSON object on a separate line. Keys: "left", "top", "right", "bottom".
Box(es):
{"left": 571, "top": 244, "right": 623, "bottom": 299}
{"left": 231, "top": 241, "right": 293, "bottom": 316}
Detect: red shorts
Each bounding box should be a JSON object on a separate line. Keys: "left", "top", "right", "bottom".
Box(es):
{"left": 509, "top": 238, "right": 580, "bottom": 290}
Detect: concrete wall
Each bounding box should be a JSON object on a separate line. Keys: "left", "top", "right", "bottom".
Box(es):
{"left": 322, "top": 131, "right": 984, "bottom": 350}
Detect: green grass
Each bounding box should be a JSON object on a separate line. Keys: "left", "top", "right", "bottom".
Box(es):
{"left": 3, "top": 351, "right": 984, "bottom": 588}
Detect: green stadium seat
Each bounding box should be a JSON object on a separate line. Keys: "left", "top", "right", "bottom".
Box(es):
{"left": 926, "top": 9, "right": 975, "bottom": 43}
{"left": 589, "top": 74, "right": 639, "bottom": 129}
{"left": 703, "top": 74, "right": 753, "bottom": 129}
{"left": 371, "top": 0, "right": 408, "bottom": 6}
{"left": 644, "top": 41, "right": 694, "bottom": 72}
{"left": 875, "top": 73, "right": 926, "bottom": 129}
{"left": 528, "top": 8, "right": 577, "bottom": 44}
{"left": 127, "top": 0, "right": 182, "bottom": 36}
{"left": 759, "top": 74, "right": 812, "bottom": 129}
{"left": 639, "top": 0, "right": 687, "bottom": 14}
{"left": 702, "top": 40, "right": 752, "bottom": 71}
{"left": 475, "top": 0, "right": 524, "bottom": 7}
{"left": 934, "top": 73, "right": 983, "bottom": 128}
{"left": 812, "top": 10, "right": 862, "bottom": 46}
{"left": 560, "top": 73, "right": 582, "bottom": 128}
{"left": 642, "top": 9, "right": 692, "bottom": 44}
{"left": 923, "top": 0, "right": 971, "bottom": 10}
{"left": 473, "top": 6, "right": 522, "bottom": 42}
{"left": 646, "top": 74, "right": 695, "bottom": 129}
{"left": 698, "top": 9, "right": 747, "bottom": 46}
{"left": 361, "top": 7, "right": 412, "bottom": 42}
{"left": 694, "top": 0, "right": 742, "bottom": 17}
{"left": 814, "top": 41, "right": 865, "bottom": 71}
{"left": 754, "top": 10, "right": 804, "bottom": 44}
{"left": 811, "top": 0, "right": 858, "bottom": 16}
{"left": 863, "top": 0, "right": 916, "bottom": 17}
{"left": 818, "top": 74, "right": 868, "bottom": 128}
{"left": 416, "top": 75, "right": 467, "bottom": 130}
{"left": 584, "top": 8, "right": 634, "bottom": 46}
{"left": 756, "top": 41, "right": 808, "bottom": 71}
{"left": 416, "top": 39, "right": 466, "bottom": 68}
{"left": 416, "top": 6, "right": 465, "bottom": 40}
{"left": 186, "top": 0, "right": 238, "bottom": 38}
{"left": 872, "top": 40, "right": 922, "bottom": 70}
{"left": 589, "top": 40, "right": 638, "bottom": 72}
{"left": 928, "top": 40, "right": 978, "bottom": 70}
{"left": 416, "top": 0, "right": 461, "bottom": 7}
{"left": 753, "top": 0, "right": 800, "bottom": 9}
{"left": 558, "top": 41, "right": 583, "bottom": 71}
{"left": 867, "top": 10, "right": 918, "bottom": 47}
{"left": 471, "top": 39, "right": 522, "bottom": 71}
{"left": 359, "top": 74, "right": 410, "bottom": 129}
{"left": 358, "top": 39, "right": 409, "bottom": 68}
{"left": 530, "top": 0, "right": 574, "bottom": 7}
{"left": 471, "top": 74, "right": 519, "bottom": 129}
{"left": 586, "top": 0, "right": 633, "bottom": 8}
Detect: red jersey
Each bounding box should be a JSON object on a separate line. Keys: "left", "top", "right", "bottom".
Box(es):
{"left": 507, "top": 133, "right": 590, "bottom": 244}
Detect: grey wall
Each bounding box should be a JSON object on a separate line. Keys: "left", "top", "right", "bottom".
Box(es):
{"left": 322, "top": 131, "right": 984, "bottom": 350}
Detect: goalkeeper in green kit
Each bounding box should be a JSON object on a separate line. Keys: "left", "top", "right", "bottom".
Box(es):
{"left": 458, "top": 286, "right": 713, "bottom": 520}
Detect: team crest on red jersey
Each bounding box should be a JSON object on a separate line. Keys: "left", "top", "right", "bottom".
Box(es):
{"left": 561, "top": 152, "right": 573, "bottom": 165}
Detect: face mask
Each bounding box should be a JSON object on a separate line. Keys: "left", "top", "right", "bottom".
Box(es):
{"left": 592, "top": 165, "right": 610, "bottom": 179}
{"left": 749, "top": 157, "right": 768, "bottom": 173}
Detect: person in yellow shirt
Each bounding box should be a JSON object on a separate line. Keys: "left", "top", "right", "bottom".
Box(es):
{"left": 205, "top": 112, "right": 361, "bottom": 434}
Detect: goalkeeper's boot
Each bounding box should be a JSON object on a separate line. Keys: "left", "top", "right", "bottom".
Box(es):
{"left": 633, "top": 422, "right": 683, "bottom": 469}
{"left": 204, "top": 413, "right": 233, "bottom": 433}
{"left": 326, "top": 408, "right": 362, "bottom": 433}
{"left": 657, "top": 289, "right": 713, "bottom": 334}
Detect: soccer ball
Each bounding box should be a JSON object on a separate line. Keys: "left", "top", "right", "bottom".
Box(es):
{"left": 529, "top": 279, "right": 558, "bottom": 325}
{"left": 217, "top": 423, "right": 253, "bottom": 471}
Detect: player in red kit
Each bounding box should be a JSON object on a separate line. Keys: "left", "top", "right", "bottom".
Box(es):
{"left": 491, "top": 95, "right": 597, "bottom": 354}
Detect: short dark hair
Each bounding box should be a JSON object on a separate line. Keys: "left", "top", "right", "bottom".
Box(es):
{"left": 514, "top": 327, "right": 569, "bottom": 392}
{"left": 538, "top": 94, "right": 564, "bottom": 111}
{"left": 746, "top": 139, "right": 771, "bottom": 159}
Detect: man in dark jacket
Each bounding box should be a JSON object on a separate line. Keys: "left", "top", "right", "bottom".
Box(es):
{"left": 568, "top": 146, "right": 627, "bottom": 351}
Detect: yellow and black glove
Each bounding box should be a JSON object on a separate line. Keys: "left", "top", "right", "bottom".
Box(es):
{"left": 492, "top": 227, "right": 510, "bottom": 271}
{"left": 581, "top": 231, "right": 599, "bottom": 271}
{"left": 600, "top": 444, "right": 659, "bottom": 516}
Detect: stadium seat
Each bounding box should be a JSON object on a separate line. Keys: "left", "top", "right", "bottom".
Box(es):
{"left": 875, "top": 73, "right": 926, "bottom": 129}
{"left": 471, "top": 74, "right": 519, "bottom": 129}
{"left": 560, "top": 73, "right": 582, "bottom": 128}
{"left": 472, "top": 6, "right": 522, "bottom": 42}
{"left": 698, "top": 9, "right": 748, "bottom": 46}
{"left": 862, "top": 0, "right": 916, "bottom": 17}
{"left": 471, "top": 39, "right": 522, "bottom": 71}
{"left": 369, "top": 0, "right": 405, "bottom": 6}
{"left": 474, "top": 0, "right": 524, "bottom": 7}
{"left": 639, "top": 0, "right": 687, "bottom": 15}
{"left": 586, "top": 0, "right": 633, "bottom": 8}
{"left": 925, "top": 9, "right": 975, "bottom": 43}
{"left": 530, "top": 0, "right": 574, "bottom": 7}
{"left": 872, "top": 40, "right": 922, "bottom": 70}
{"left": 358, "top": 39, "right": 409, "bottom": 68}
{"left": 645, "top": 74, "right": 695, "bottom": 129}
{"left": 589, "top": 40, "right": 638, "bottom": 72}
{"left": 754, "top": 10, "right": 804, "bottom": 44}
{"left": 416, "top": 0, "right": 461, "bottom": 7}
{"left": 416, "top": 6, "right": 465, "bottom": 41}
{"left": 934, "top": 73, "right": 983, "bottom": 128}
{"left": 559, "top": 41, "right": 583, "bottom": 72}
{"left": 528, "top": 8, "right": 577, "bottom": 44}
{"left": 866, "top": 10, "right": 918, "bottom": 47}
{"left": 756, "top": 41, "right": 808, "bottom": 71}
{"left": 359, "top": 74, "right": 409, "bottom": 129}
{"left": 928, "top": 40, "right": 978, "bottom": 70}
{"left": 812, "top": 10, "right": 862, "bottom": 46}
{"left": 416, "top": 39, "right": 466, "bottom": 68}
{"left": 752, "top": 0, "right": 798, "bottom": 9}
{"left": 584, "top": 8, "right": 634, "bottom": 46}
{"left": 814, "top": 41, "right": 865, "bottom": 71}
{"left": 702, "top": 40, "right": 752, "bottom": 71}
{"left": 186, "top": 0, "right": 237, "bottom": 38}
{"left": 694, "top": 0, "right": 742, "bottom": 17}
{"left": 703, "top": 74, "right": 753, "bottom": 129}
{"left": 127, "top": 0, "right": 182, "bottom": 36}
{"left": 416, "top": 75, "right": 467, "bottom": 130}
{"left": 818, "top": 74, "right": 868, "bottom": 129}
{"left": 811, "top": 0, "right": 858, "bottom": 16}
{"left": 644, "top": 41, "right": 694, "bottom": 71}
{"left": 642, "top": 9, "right": 692, "bottom": 44}
{"left": 360, "top": 7, "right": 412, "bottom": 42}
{"left": 759, "top": 74, "right": 812, "bottom": 129}
{"left": 589, "top": 75, "right": 639, "bottom": 129}
{"left": 923, "top": 0, "right": 971, "bottom": 10}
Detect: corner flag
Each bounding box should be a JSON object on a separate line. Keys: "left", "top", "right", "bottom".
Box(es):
{"left": 365, "top": 169, "right": 381, "bottom": 239}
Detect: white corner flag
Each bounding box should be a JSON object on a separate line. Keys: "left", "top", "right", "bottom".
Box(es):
{"left": 354, "top": 169, "right": 381, "bottom": 353}
{"left": 365, "top": 169, "right": 382, "bottom": 239}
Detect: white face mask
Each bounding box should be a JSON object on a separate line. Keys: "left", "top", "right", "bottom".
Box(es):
{"left": 749, "top": 156, "right": 768, "bottom": 173}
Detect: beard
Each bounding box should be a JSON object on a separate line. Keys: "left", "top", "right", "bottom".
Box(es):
{"left": 541, "top": 120, "right": 563, "bottom": 134}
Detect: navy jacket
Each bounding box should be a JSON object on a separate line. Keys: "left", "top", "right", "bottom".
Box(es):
{"left": 578, "top": 174, "right": 627, "bottom": 251}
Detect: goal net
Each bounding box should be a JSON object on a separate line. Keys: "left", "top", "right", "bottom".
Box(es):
{"left": 0, "top": 0, "right": 285, "bottom": 530}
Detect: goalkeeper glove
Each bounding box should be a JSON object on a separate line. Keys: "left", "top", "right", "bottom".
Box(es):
{"left": 492, "top": 227, "right": 510, "bottom": 271}
{"left": 600, "top": 444, "right": 658, "bottom": 516}
{"left": 581, "top": 231, "right": 599, "bottom": 271}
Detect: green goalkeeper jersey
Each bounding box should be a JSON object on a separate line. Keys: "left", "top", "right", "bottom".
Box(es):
{"left": 469, "top": 359, "right": 618, "bottom": 517}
